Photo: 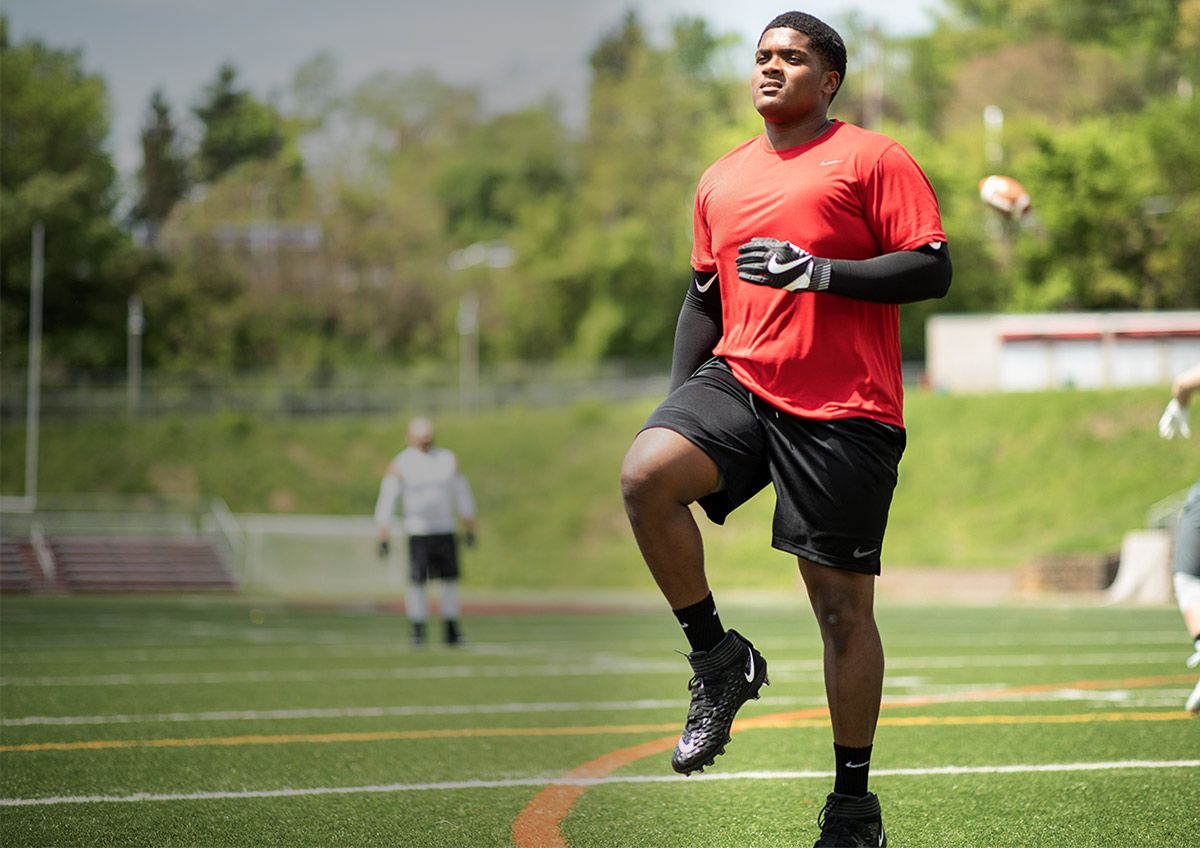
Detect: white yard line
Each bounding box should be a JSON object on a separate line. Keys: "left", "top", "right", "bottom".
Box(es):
{"left": 6, "top": 686, "right": 1189, "bottom": 727}
{"left": 3, "top": 631, "right": 1187, "bottom": 664}
{"left": 0, "top": 651, "right": 1185, "bottom": 687}
{"left": 0, "top": 662, "right": 689, "bottom": 688}
{"left": 2, "top": 760, "right": 1196, "bottom": 807}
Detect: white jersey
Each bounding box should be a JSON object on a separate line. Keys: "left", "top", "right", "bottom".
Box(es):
{"left": 374, "top": 446, "right": 476, "bottom": 536}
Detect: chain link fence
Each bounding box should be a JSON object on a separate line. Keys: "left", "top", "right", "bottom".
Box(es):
{"left": 0, "top": 362, "right": 670, "bottom": 418}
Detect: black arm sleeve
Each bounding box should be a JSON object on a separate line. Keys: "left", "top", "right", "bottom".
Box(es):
{"left": 822, "top": 242, "right": 952, "bottom": 304}
{"left": 668, "top": 270, "right": 723, "bottom": 393}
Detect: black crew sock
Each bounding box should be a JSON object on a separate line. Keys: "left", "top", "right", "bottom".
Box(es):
{"left": 833, "top": 743, "right": 873, "bottom": 798}
{"left": 672, "top": 592, "right": 725, "bottom": 653}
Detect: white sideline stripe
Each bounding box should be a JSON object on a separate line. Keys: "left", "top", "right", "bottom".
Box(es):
{"left": 3, "top": 631, "right": 1186, "bottom": 664}
{"left": 0, "top": 642, "right": 594, "bottom": 665}
{"left": 881, "top": 652, "right": 1182, "bottom": 670}
{"left": 0, "top": 651, "right": 1184, "bottom": 687}
{"left": 6, "top": 688, "right": 1188, "bottom": 727}
{"left": 3, "top": 760, "right": 1196, "bottom": 807}
{"left": 0, "top": 662, "right": 681, "bottom": 688}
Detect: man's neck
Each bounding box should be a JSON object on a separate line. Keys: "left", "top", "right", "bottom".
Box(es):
{"left": 763, "top": 113, "right": 834, "bottom": 151}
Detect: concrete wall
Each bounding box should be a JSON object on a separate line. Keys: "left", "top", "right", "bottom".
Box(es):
{"left": 926, "top": 311, "right": 1200, "bottom": 392}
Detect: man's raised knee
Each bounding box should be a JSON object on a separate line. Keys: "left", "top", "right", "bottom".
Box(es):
{"left": 620, "top": 448, "right": 659, "bottom": 514}
{"left": 620, "top": 428, "right": 720, "bottom": 516}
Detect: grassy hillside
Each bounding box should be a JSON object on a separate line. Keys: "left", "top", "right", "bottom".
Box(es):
{"left": 2, "top": 387, "right": 1196, "bottom": 589}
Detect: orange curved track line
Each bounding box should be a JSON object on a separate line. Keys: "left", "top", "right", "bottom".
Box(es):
{"left": 509, "top": 673, "right": 1192, "bottom": 847}
{"left": 510, "top": 707, "right": 831, "bottom": 848}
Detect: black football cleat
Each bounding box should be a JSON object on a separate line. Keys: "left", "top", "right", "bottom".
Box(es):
{"left": 813, "top": 792, "right": 887, "bottom": 847}
{"left": 670, "top": 629, "right": 768, "bottom": 775}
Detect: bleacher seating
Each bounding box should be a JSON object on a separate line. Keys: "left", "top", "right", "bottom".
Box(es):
{"left": 0, "top": 535, "right": 234, "bottom": 593}
{"left": 0, "top": 536, "right": 35, "bottom": 592}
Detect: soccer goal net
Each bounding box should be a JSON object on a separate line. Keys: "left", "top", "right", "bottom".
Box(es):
{"left": 234, "top": 513, "right": 407, "bottom": 598}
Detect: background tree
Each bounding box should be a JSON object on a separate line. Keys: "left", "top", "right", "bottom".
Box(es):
{"left": 0, "top": 15, "right": 145, "bottom": 372}
{"left": 6, "top": 5, "right": 1197, "bottom": 383}
{"left": 131, "top": 89, "right": 189, "bottom": 245}
{"left": 1010, "top": 96, "right": 1200, "bottom": 311}
{"left": 193, "top": 63, "right": 287, "bottom": 183}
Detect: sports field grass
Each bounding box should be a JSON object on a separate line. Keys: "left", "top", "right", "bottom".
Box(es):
{"left": 2, "top": 594, "right": 1198, "bottom": 847}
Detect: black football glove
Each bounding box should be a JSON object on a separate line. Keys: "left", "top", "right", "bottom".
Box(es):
{"left": 464, "top": 531, "right": 477, "bottom": 549}
{"left": 736, "top": 237, "right": 831, "bottom": 292}
{"left": 377, "top": 539, "right": 390, "bottom": 559}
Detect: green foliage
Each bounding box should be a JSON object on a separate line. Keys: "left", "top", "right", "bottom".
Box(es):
{"left": 6, "top": 5, "right": 1200, "bottom": 375}
{"left": 193, "top": 64, "right": 288, "bottom": 183}
{"left": 944, "top": 0, "right": 1182, "bottom": 56}
{"left": 0, "top": 17, "right": 147, "bottom": 372}
{"left": 132, "top": 90, "right": 190, "bottom": 235}
{"left": 1007, "top": 97, "right": 1200, "bottom": 310}
{"left": 561, "top": 13, "right": 744, "bottom": 360}
{"left": 433, "top": 107, "right": 571, "bottom": 244}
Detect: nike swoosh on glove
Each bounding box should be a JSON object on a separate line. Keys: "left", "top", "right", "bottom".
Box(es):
{"left": 736, "top": 237, "right": 831, "bottom": 292}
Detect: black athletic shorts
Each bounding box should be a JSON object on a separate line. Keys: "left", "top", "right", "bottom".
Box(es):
{"left": 408, "top": 533, "right": 460, "bottom": 583}
{"left": 643, "top": 358, "right": 906, "bottom": 574}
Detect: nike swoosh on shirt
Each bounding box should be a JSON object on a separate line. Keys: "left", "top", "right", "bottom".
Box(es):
{"left": 695, "top": 273, "right": 717, "bottom": 293}
{"left": 766, "top": 255, "right": 807, "bottom": 274}
{"left": 819, "top": 159, "right": 843, "bottom": 166}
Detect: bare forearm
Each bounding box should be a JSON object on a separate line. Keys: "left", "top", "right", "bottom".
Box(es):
{"left": 1173, "top": 363, "right": 1200, "bottom": 406}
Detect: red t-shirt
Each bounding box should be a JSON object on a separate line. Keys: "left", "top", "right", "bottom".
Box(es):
{"left": 691, "top": 120, "right": 946, "bottom": 428}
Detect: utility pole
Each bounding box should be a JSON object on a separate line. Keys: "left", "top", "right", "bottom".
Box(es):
{"left": 864, "top": 25, "right": 885, "bottom": 131}
{"left": 457, "top": 293, "right": 479, "bottom": 411}
{"left": 127, "top": 294, "right": 144, "bottom": 415}
{"left": 447, "top": 241, "right": 512, "bottom": 411}
{"left": 25, "top": 223, "right": 44, "bottom": 509}
{"left": 983, "top": 104, "right": 1004, "bottom": 165}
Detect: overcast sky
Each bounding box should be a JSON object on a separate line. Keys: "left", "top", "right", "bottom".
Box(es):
{"left": 4, "top": 0, "right": 946, "bottom": 176}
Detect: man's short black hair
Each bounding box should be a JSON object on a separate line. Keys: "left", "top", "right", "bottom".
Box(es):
{"left": 761, "top": 11, "right": 847, "bottom": 100}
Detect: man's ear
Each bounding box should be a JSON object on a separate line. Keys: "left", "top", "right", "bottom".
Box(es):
{"left": 823, "top": 70, "right": 841, "bottom": 98}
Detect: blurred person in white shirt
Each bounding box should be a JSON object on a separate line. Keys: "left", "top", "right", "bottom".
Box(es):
{"left": 375, "top": 416, "right": 478, "bottom": 646}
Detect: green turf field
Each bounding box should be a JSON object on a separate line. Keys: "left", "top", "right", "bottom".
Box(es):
{"left": 2, "top": 594, "right": 1198, "bottom": 847}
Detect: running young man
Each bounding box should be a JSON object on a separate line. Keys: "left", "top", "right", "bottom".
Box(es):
{"left": 621, "top": 11, "right": 950, "bottom": 846}
{"left": 375, "top": 416, "right": 478, "bottom": 646}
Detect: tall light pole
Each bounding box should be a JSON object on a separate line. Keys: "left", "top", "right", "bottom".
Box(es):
{"left": 456, "top": 293, "right": 479, "bottom": 410}
{"left": 863, "top": 25, "right": 885, "bottom": 131}
{"left": 25, "top": 223, "right": 44, "bottom": 509}
{"left": 127, "top": 294, "right": 144, "bottom": 416}
{"left": 447, "top": 241, "right": 513, "bottom": 410}
{"left": 983, "top": 105, "right": 1007, "bottom": 244}
{"left": 983, "top": 104, "right": 1004, "bottom": 165}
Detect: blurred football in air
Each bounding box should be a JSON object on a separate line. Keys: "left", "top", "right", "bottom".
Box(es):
{"left": 979, "top": 174, "right": 1031, "bottom": 218}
